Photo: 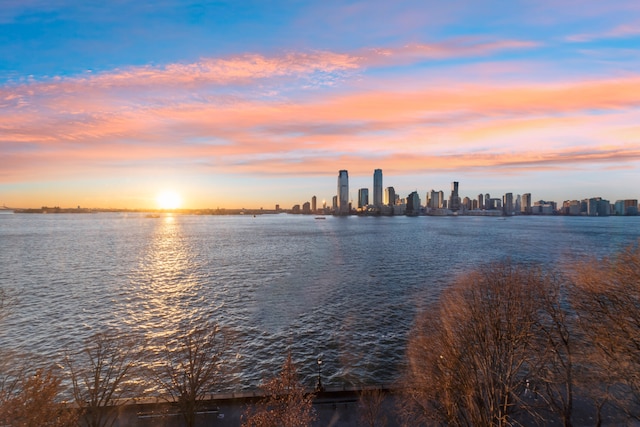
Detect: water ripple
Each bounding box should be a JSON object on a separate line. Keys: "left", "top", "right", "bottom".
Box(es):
{"left": 1, "top": 213, "right": 639, "bottom": 391}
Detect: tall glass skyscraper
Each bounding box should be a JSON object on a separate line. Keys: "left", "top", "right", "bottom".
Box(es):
{"left": 373, "top": 169, "right": 383, "bottom": 207}
{"left": 337, "top": 170, "right": 349, "bottom": 215}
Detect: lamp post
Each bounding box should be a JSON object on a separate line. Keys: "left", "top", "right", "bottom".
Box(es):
{"left": 316, "top": 358, "right": 323, "bottom": 392}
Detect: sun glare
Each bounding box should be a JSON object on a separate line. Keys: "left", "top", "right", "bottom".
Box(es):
{"left": 156, "top": 190, "right": 182, "bottom": 210}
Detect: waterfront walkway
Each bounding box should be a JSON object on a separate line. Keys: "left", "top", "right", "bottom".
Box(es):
{"left": 112, "top": 386, "right": 390, "bottom": 427}
{"left": 107, "top": 386, "right": 634, "bottom": 427}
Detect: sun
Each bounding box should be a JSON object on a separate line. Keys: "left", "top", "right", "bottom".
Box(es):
{"left": 156, "top": 190, "right": 182, "bottom": 210}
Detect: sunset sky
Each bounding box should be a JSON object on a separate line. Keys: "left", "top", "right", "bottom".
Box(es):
{"left": 2, "top": 0, "right": 640, "bottom": 209}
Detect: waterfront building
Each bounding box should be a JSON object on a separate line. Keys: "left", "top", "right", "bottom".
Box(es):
{"left": 332, "top": 195, "right": 338, "bottom": 211}
{"left": 463, "top": 197, "right": 472, "bottom": 211}
{"left": 302, "top": 202, "right": 311, "bottom": 214}
{"left": 384, "top": 186, "right": 396, "bottom": 206}
{"left": 311, "top": 196, "right": 317, "bottom": 213}
{"left": 586, "top": 197, "right": 610, "bottom": 217}
{"left": 449, "top": 182, "right": 460, "bottom": 212}
{"left": 503, "top": 192, "right": 514, "bottom": 215}
{"left": 521, "top": 193, "right": 531, "bottom": 214}
{"left": 406, "top": 191, "right": 421, "bottom": 216}
{"left": 614, "top": 199, "right": 639, "bottom": 215}
{"left": 478, "top": 194, "right": 484, "bottom": 210}
{"left": 532, "top": 200, "right": 556, "bottom": 215}
{"left": 428, "top": 190, "right": 440, "bottom": 209}
{"left": 515, "top": 194, "right": 521, "bottom": 214}
{"left": 358, "top": 188, "right": 369, "bottom": 209}
{"left": 337, "top": 170, "right": 349, "bottom": 215}
{"left": 292, "top": 204, "right": 301, "bottom": 214}
{"left": 439, "top": 191, "right": 445, "bottom": 208}
{"left": 562, "top": 200, "right": 581, "bottom": 215}
{"left": 373, "top": 169, "right": 383, "bottom": 208}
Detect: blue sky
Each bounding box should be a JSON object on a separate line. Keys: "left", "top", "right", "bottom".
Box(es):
{"left": 1, "top": 0, "right": 640, "bottom": 208}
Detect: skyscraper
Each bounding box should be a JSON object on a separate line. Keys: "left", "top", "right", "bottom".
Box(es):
{"left": 503, "top": 192, "right": 513, "bottom": 215}
{"left": 521, "top": 193, "right": 531, "bottom": 214}
{"left": 384, "top": 187, "right": 396, "bottom": 206}
{"left": 449, "top": 181, "right": 460, "bottom": 212}
{"left": 358, "top": 188, "right": 369, "bottom": 209}
{"left": 373, "top": 169, "right": 383, "bottom": 208}
{"left": 311, "top": 196, "right": 317, "bottom": 213}
{"left": 337, "top": 170, "right": 349, "bottom": 215}
{"left": 406, "top": 191, "right": 421, "bottom": 216}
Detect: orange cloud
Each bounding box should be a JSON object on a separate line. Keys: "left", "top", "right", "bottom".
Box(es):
{"left": 2, "top": 45, "right": 640, "bottom": 189}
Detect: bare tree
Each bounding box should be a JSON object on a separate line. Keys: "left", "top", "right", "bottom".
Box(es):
{"left": 571, "top": 241, "right": 640, "bottom": 420}
{"left": 151, "top": 321, "right": 227, "bottom": 427}
{"left": 66, "top": 330, "right": 142, "bottom": 427}
{"left": 402, "top": 261, "right": 547, "bottom": 426}
{"left": 534, "top": 274, "right": 579, "bottom": 427}
{"left": 0, "top": 366, "right": 78, "bottom": 427}
{"left": 241, "top": 353, "right": 316, "bottom": 427}
{"left": 358, "top": 386, "right": 388, "bottom": 427}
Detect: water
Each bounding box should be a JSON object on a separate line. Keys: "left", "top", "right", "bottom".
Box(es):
{"left": 1, "top": 213, "right": 639, "bottom": 390}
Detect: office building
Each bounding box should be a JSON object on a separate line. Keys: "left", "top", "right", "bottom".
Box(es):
{"left": 358, "top": 188, "right": 369, "bottom": 209}
{"left": 373, "top": 169, "right": 383, "bottom": 207}
{"left": 337, "top": 170, "right": 349, "bottom": 215}
{"left": 521, "top": 193, "right": 531, "bottom": 214}
{"left": 503, "top": 192, "right": 513, "bottom": 215}
{"left": 449, "top": 182, "right": 460, "bottom": 212}
{"left": 384, "top": 186, "right": 396, "bottom": 206}
{"left": 311, "top": 196, "right": 317, "bottom": 213}
{"left": 406, "top": 191, "right": 421, "bottom": 216}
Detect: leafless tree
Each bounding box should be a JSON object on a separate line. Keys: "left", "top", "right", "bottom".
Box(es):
{"left": 358, "top": 386, "right": 388, "bottom": 427}
{"left": 0, "top": 366, "right": 78, "bottom": 427}
{"left": 534, "top": 274, "right": 579, "bottom": 427}
{"left": 150, "top": 321, "right": 228, "bottom": 427}
{"left": 571, "top": 241, "right": 640, "bottom": 420}
{"left": 241, "top": 353, "right": 316, "bottom": 427}
{"left": 402, "top": 261, "right": 548, "bottom": 426}
{"left": 65, "top": 330, "right": 142, "bottom": 427}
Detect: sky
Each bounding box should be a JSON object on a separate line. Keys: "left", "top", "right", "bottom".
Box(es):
{"left": 1, "top": 0, "right": 640, "bottom": 209}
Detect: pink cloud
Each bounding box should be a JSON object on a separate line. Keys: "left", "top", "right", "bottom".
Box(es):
{"left": 2, "top": 45, "right": 640, "bottom": 188}
{"left": 566, "top": 22, "right": 640, "bottom": 42}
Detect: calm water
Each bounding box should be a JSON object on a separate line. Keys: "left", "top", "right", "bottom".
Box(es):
{"left": 1, "top": 213, "right": 639, "bottom": 390}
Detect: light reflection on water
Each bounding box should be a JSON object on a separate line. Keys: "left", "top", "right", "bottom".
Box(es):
{"left": 1, "top": 213, "right": 639, "bottom": 391}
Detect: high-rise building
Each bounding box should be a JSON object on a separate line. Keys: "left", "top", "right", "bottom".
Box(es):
{"left": 337, "top": 170, "right": 349, "bottom": 215}
{"left": 373, "top": 169, "right": 383, "bottom": 208}
{"left": 384, "top": 187, "right": 396, "bottom": 206}
{"left": 311, "top": 196, "right": 317, "bottom": 213}
{"left": 521, "top": 193, "right": 531, "bottom": 214}
{"left": 406, "top": 191, "right": 421, "bottom": 216}
{"left": 428, "top": 190, "right": 440, "bottom": 209}
{"left": 478, "top": 194, "right": 484, "bottom": 210}
{"left": 503, "top": 192, "right": 513, "bottom": 215}
{"left": 358, "top": 188, "right": 369, "bottom": 209}
{"left": 449, "top": 181, "right": 460, "bottom": 212}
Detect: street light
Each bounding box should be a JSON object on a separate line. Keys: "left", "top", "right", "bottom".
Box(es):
{"left": 316, "top": 357, "right": 323, "bottom": 392}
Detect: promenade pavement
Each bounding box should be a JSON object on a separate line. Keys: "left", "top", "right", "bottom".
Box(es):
{"left": 106, "top": 387, "right": 635, "bottom": 427}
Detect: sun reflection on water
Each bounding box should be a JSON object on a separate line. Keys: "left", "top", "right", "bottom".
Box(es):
{"left": 126, "top": 215, "right": 204, "bottom": 344}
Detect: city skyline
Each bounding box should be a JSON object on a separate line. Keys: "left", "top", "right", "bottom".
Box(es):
{"left": 2, "top": 1, "right": 640, "bottom": 209}
{"left": 293, "top": 169, "right": 637, "bottom": 216}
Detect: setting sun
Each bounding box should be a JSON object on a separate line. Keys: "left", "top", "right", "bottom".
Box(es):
{"left": 156, "top": 190, "right": 182, "bottom": 210}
